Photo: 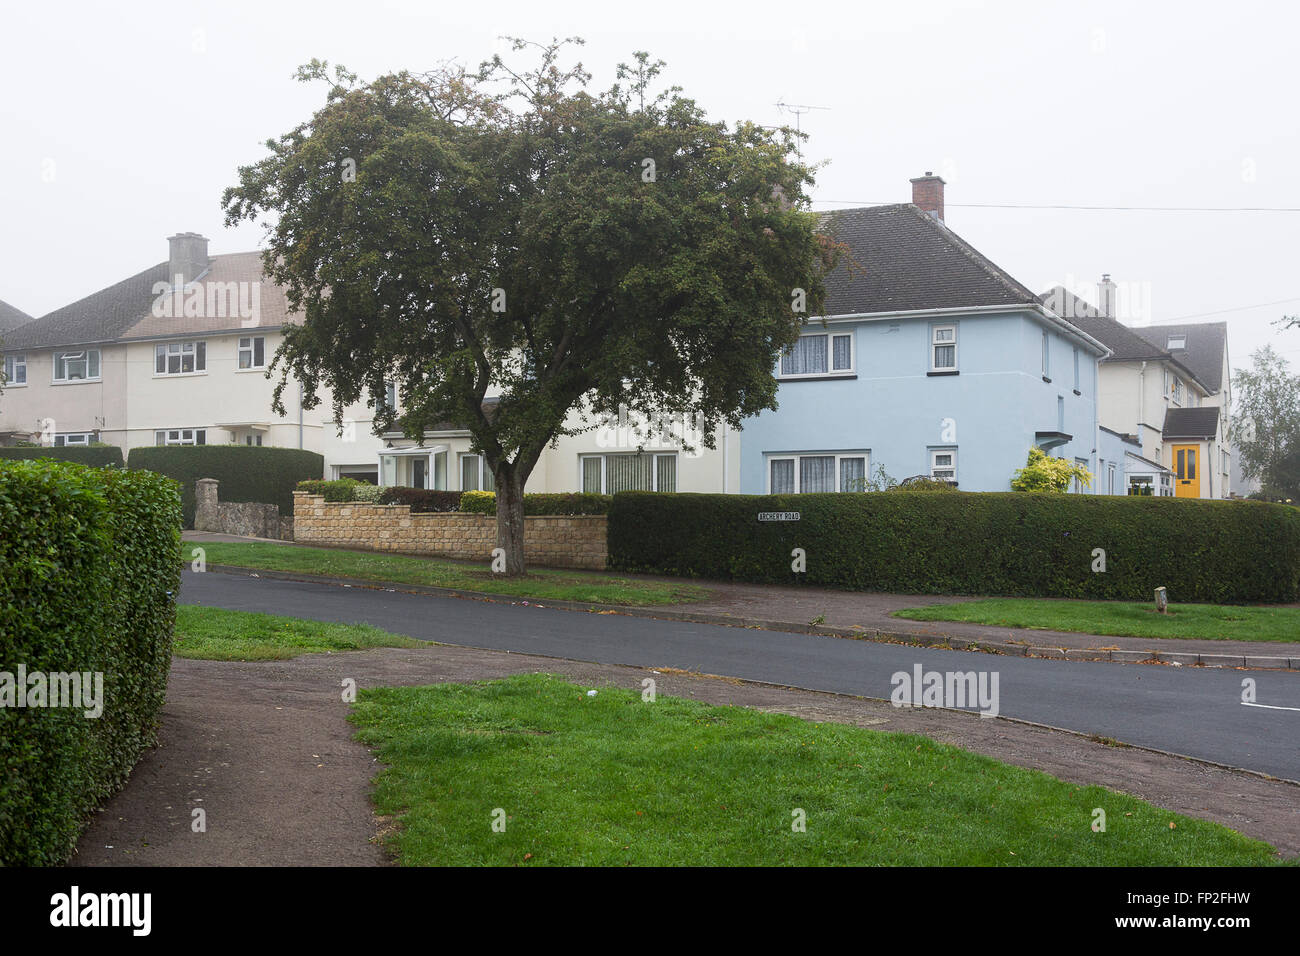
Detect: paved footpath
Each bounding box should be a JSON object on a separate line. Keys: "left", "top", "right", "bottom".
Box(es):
{"left": 75, "top": 643, "right": 1300, "bottom": 865}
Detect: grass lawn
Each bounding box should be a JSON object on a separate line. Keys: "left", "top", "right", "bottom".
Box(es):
{"left": 174, "top": 605, "right": 423, "bottom": 660}
{"left": 191, "top": 542, "right": 707, "bottom": 607}
{"left": 893, "top": 598, "right": 1300, "bottom": 643}
{"left": 348, "top": 673, "right": 1279, "bottom": 866}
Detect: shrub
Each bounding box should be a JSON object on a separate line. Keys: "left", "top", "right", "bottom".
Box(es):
{"left": 377, "top": 487, "right": 463, "bottom": 513}
{"left": 298, "top": 478, "right": 367, "bottom": 502}
{"left": 607, "top": 491, "right": 1300, "bottom": 603}
{"left": 458, "top": 490, "right": 613, "bottom": 516}
{"left": 0, "top": 459, "right": 181, "bottom": 865}
{"left": 128, "top": 445, "right": 323, "bottom": 527}
{"left": 1011, "top": 447, "right": 1092, "bottom": 493}
{"left": 0, "top": 445, "right": 124, "bottom": 468}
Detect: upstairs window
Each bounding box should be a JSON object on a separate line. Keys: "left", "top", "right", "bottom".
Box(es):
{"left": 1167, "top": 335, "right": 1186, "bottom": 350}
{"left": 1072, "top": 347, "right": 1080, "bottom": 390}
{"left": 238, "top": 336, "right": 265, "bottom": 370}
{"left": 930, "top": 449, "right": 957, "bottom": 482}
{"left": 54, "top": 349, "right": 101, "bottom": 382}
{"left": 3, "top": 354, "right": 25, "bottom": 385}
{"left": 779, "top": 332, "right": 854, "bottom": 377}
{"left": 1172, "top": 377, "right": 1183, "bottom": 404}
{"left": 931, "top": 325, "right": 957, "bottom": 371}
{"left": 1041, "top": 331, "right": 1050, "bottom": 378}
{"left": 155, "top": 341, "right": 206, "bottom": 375}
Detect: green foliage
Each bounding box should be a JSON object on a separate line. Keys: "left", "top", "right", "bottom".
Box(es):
{"left": 129, "top": 445, "right": 323, "bottom": 527}
{"left": 377, "top": 487, "right": 463, "bottom": 513}
{"left": 222, "top": 40, "right": 840, "bottom": 572}
{"left": 1010, "top": 447, "right": 1092, "bottom": 493}
{"left": 0, "top": 459, "right": 181, "bottom": 865}
{"left": 607, "top": 491, "right": 1300, "bottom": 603}
{"left": 298, "top": 478, "right": 369, "bottom": 502}
{"left": 1233, "top": 345, "right": 1300, "bottom": 498}
{"left": 458, "top": 489, "right": 612, "bottom": 516}
{"left": 0, "top": 445, "right": 124, "bottom": 468}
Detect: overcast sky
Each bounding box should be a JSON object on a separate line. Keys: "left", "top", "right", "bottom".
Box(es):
{"left": 3, "top": 0, "right": 1297, "bottom": 371}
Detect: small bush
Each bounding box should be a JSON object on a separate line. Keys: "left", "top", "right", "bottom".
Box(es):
{"left": 0, "top": 459, "right": 181, "bottom": 864}
{"left": 0, "top": 445, "right": 124, "bottom": 468}
{"left": 377, "top": 488, "right": 463, "bottom": 513}
{"left": 607, "top": 491, "right": 1300, "bottom": 603}
{"left": 129, "top": 445, "right": 323, "bottom": 527}
{"left": 459, "top": 490, "right": 613, "bottom": 516}
{"left": 298, "top": 478, "right": 368, "bottom": 502}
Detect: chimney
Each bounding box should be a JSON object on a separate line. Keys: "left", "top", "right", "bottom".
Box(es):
{"left": 910, "top": 171, "right": 946, "bottom": 222}
{"left": 167, "top": 232, "right": 210, "bottom": 287}
{"left": 1097, "top": 273, "right": 1117, "bottom": 318}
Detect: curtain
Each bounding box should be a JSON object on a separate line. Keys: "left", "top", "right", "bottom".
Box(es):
{"left": 781, "top": 335, "right": 827, "bottom": 375}
{"left": 934, "top": 344, "right": 955, "bottom": 368}
{"left": 582, "top": 457, "right": 602, "bottom": 493}
{"left": 656, "top": 455, "right": 676, "bottom": 492}
{"left": 607, "top": 454, "right": 653, "bottom": 493}
{"left": 800, "top": 456, "right": 836, "bottom": 493}
{"left": 839, "top": 456, "right": 865, "bottom": 492}
{"left": 461, "top": 455, "right": 478, "bottom": 491}
{"left": 832, "top": 334, "right": 852, "bottom": 370}
{"left": 770, "top": 459, "right": 794, "bottom": 494}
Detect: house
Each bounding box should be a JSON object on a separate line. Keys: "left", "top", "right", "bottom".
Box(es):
{"left": 739, "top": 173, "right": 1110, "bottom": 494}
{"left": 1, "top": 300, "right": 36, "bottom": 442}
{"left": 0, "top": 234, "right": 387, "bottom": 471}
{"left": 1040, "top": 280, "right": 1234, "bottom": 498}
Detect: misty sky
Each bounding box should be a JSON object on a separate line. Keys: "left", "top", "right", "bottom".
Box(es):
{"left": 3, "top": 0, "right": 1297, "bottom": 373}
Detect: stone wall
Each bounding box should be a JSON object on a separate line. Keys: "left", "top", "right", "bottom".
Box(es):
{"left": 292, "top": 492, "right": 607, "bottom": 570}
{"left": 195, "top": 478, "right": 294, "bottom": 540}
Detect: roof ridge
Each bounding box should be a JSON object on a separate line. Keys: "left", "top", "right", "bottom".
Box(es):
{"left": 899, "top": 203, "right": 1040, "bottom": 306}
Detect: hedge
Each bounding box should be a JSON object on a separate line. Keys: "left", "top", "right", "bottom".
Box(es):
{"left": 128, "top": 445, "right": 324, "bottom": 528}
{"left": 607, "top": 491, "right": 1300, "bottom": 604}
{"left": 0, "top": 459, "right": 181, "bottom": 865}
{"left": 458, "top": 490, "right": 613, "bottom": 516}
{"left": 297, "top": 478, "right": 382, "bottom": 502}
{"left": 0, "top": 445, "right": 124, "bottom": 468}
{"left": 377, "top": 487, "right": 463, "bottom": 513}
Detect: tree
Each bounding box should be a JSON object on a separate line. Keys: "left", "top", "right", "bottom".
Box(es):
{"left": 1010, "top": 447, "right": 1092, "bottom": 493}
{"left": 1232, "top": 344, "right": 1300, "bottom": 499}
{"left": 223, "top": 40, "right": 838, "bottom": 574}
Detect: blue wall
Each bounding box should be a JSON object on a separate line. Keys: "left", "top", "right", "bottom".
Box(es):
{"left": 739, "top": 310, "right": 1103, "bottom": 493}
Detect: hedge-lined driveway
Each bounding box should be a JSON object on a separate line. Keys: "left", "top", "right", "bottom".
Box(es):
{"left": 180, "top": 570, "right": 1300, "bottom": 780}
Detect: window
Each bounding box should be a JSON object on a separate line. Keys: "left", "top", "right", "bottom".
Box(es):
{"left": 931, "top": 325, "right": 957, "bottom": 371}
{"left": 1222, "top": 450, "right": 1230, "bottom": 475}
{"left": 3, "top": 354, "right": 25, "bottom": 385}
{"left": 54, "top": 433, "right": 93, "bottom": 447}
{"left": 930, "top": 449, "right": 957, "bottom": 482}
{"left": 1167, "top": 335, "right": 1186, "bottom": 350}
{"left": 155, "top": 429, "right": 206, "bottom": 446}
{"left": 580, "top": 453, "right": 677, "bottom": 493}
{"left": 53, "top": 349, "right": 101, "bottom": 382}
{"left": 377, "top": 381, "right": 397, "bottom": 416}
{"left": 1072, "top": 348, "right": 1079, "bottom": 390}
{"left": 154, "top": 341, "right": 206, "bottom": 375}
{"left": 237, "top": 336, "right": 265, "bottom": 370}
{"left": 1172, "top": 377, "right": 1183, "bottom": 404}
{"left": 779, "top": 332, "right": 853, "bottom": 377}
{"left": 1041, "top": 331, "right": 1050, "bottom": 378}
{"left": 459, "top": 454, "right": 495, "bottom": 492}
{"left": 244, "top": 434, "right": 263, "bottom": 446}
{"left": 1107, "top": 462, "right": 1116, "bottom": 495}
{"left": 1074, "top": 458, "right": 1089, "bottom": 494}
{"left": 767, "top": 453, "right": 869, "bottom": 492}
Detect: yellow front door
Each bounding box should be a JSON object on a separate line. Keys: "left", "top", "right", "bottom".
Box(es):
{"left": 1172, "top": 444, "right": 1200, "bottom": 498}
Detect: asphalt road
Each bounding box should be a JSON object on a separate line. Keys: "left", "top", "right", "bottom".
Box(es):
{"left": 180, "top": 570, "right": 1300, "bottom": 780}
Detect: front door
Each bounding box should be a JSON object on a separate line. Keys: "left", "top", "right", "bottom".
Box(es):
{"left": 1172, "top": 444, "right": 1199, "bottom": 498}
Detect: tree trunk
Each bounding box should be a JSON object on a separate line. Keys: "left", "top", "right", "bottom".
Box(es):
{"left": 495, "top": 468, "right": 527, "bottom": 576}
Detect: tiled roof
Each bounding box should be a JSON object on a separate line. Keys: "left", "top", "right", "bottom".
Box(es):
{"left": 1134, "top": 322, "right": 1227, "bottom": 393}
{"left": 819, "top": 204, "right": 1044, "bottom": 316}
{"left": 1162, "top": 406, "right": 1220, "bottom": 440}
{"left": 0, "top": 299, "right": 33, "bottom": 335}
{"left": 1039, "top": 287, "right": 1166, "bottom": 361}
{"left": 1, "top": 252, "right": 301, "bottom": 351}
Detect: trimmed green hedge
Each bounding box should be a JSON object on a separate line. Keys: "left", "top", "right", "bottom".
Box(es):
{"left": 0, "top": 459, "right": 181, "bottom": 865}
{"left": 129, "top": 445, "right": 324, "bottom": 528}
{"left": 459, "top": 490, "right": 613, "bottom": 516}
{"left": 0, "top": 445, "right": 124, "bottom": 468}
{"left": 607, "top": 491, "right": 1300, "bottom": 603}
{"left": 297, "top": 478, "right": 381, "bottom": 502}
{"left": 378, "top": 488, "right": 463, "bottom": 513}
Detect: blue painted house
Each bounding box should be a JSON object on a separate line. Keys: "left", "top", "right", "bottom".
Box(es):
{"left": 740, "top": 175, "right": 1110, "bottom": 494}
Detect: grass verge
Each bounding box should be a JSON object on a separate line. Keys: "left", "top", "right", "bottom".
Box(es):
{"left": 893, "top": 598, "right": 1300, "bottom": 643}
{"left": 174, "top": 605, "right": 423, "bottom": 660}
{"left": 349, "top": 673, "right": 1280, "bottom": 866}
{"left": 191, "top": 542, "right": 707, "bottom": 606}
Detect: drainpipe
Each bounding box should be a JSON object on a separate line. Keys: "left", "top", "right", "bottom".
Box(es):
{"left": 298, "top": 382, "right": 304, "bottom": 449}
{"left": 722, "top": 423, "right": 729, "bottom": 494}
{"left": 1138, "top": 362, "right": 1146, "bottom": 456}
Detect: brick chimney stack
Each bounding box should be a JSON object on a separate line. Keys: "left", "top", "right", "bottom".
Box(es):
{"left": 167, "top": 232, "right": 210, "bottom": 287}
{"left": 910, "top": 171, "right": 946, "bottom": 222}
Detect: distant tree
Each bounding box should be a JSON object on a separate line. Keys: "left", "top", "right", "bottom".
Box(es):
{"left": 1233, "top": 344, "right": 1300, "bottom": 499}
{"left": 222, "top": 40, "right": 839, "bottom": 574}
{"left": 1010, "top": 447, "right": 1092, "bottom": 493}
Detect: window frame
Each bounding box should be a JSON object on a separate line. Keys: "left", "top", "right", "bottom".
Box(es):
{"left": 154, "top": 340, "right": 207, "bottom": 376}
{"left": 154, "top": 428, "right": 207, "bottom": 446}
{"left": 52, "top": 349, "right": 101, "bottom": 384}
{"left": 777, "top": 331, "right": 855, "bottom": 380}
{"left": 1041, "top": 330, "right": 1050, "bottom": 379}
{"left": 765, "top": 451, "right": 871, "bottom": 493}
{"left": 53, "top": 432, "right": 93, "bottom": 447}
{"left": 930, "top": 448, "right": 958, "bottom": 483}
{"left": 3, "top": 353, "right": 26, "bottom": 386}
{"left": 579, "top": 452, "right": 678, "bottom": 494}
{"left": 930, "top": 324, "right": 958, "bottom": 372}
{"left": 458, "top": 453, "right": 496, "bottom": 493}
{"left": 237, "top": 336, "right": 266, "bottom": 371}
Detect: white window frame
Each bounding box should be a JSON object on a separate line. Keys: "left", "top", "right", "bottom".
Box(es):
{"left": 459, "top": 453, "right": 496, "bottom": 492}
{"left": 52, "top": 349, "right": 101, "bottom": 383}
{"left": 930, "top": 448, "right": 957, "bottom": 483}
{"left": 1041, "top": 331, "right": 1050, "bottom": 378}
{"left": 1172, "top": 376, "right": 1183, "bottom": 404}
{"left": 579, "top": 452, "right": 678, "bottom": 493}
{"left": 155, "top": 428, "right": 206, "bottom": 446}
{"left": 3, "top": 353, "right": 26, "bottom": 386}
{"left": 1167, "top": 335, "right": 1186, "bottom": 350}
{"left": 54, "top": 432, "right": 93, "bottom": 447}
{"left": 154, "top": 340, "right": 207, "bottom": 376}
{"left": 777, "top": 331, "right": 855, "bottom": 379}
{"left": 931, "top": 325, "right": 957, "bottom": 371}
{"left": 237, "top": 336, "right": 266, "bottom": 371}
{"left": 765, "top": 452, "right": 870, "bottom": 493}
{"left": 1072, "top": 347, "right": 1080, "bottom": 390}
